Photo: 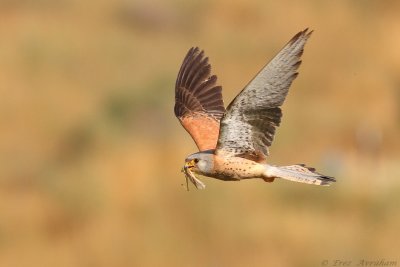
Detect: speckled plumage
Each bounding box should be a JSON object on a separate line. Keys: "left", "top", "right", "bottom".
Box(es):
{"left": 175, "top": 29, "right": 336, "bottom": 189}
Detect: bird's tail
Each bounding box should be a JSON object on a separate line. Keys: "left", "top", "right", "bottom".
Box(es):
{"left": 263, "top": 164, "right": 336, "bottom": 186}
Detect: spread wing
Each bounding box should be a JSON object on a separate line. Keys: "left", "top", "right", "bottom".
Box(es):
{"left": 216, "top": 29, "right": 313, "bottom": 161}
{"left": 174, "top": 47, "right": 225, "bottom": 151}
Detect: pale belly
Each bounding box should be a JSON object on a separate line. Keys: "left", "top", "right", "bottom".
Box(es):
{"left": 207, "top": 156, "right": 266, "bottom": 181}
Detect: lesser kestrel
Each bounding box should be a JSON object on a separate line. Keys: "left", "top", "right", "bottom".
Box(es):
{"left": 174, "top": 29, "right": 335, "bottom": 189}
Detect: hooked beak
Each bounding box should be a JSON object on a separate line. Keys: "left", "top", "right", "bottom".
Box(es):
{"left": 184, "top": 159, "right": 196, "bottom": 170}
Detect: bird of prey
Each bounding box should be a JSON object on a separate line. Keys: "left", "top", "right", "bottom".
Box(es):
{"left": 174, "top": 29, "right": 335, "bottom": 189}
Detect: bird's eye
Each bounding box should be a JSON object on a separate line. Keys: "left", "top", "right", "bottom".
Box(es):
{"left": 194, "top": 158, "right": 199, "bottom": 163}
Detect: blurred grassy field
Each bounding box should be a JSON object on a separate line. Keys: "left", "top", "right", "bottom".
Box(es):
{"left": 0, "top": 0, "right": 400, "bottom": 266}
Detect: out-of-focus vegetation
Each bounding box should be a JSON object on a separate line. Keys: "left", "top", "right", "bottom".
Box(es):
{"left": 0, "top": 0, "right": 399, "bottom": 266}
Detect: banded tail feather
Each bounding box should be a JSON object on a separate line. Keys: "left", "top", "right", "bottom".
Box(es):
{"left": 264, "top": 164, "right": 336, "bottom": 186}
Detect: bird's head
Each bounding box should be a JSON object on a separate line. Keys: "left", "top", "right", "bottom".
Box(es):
{"left": 181, "top": 151, "right": 214, "bottom": 190}
{"left": 184, "top": 151, "right": 214, "bottom": 174}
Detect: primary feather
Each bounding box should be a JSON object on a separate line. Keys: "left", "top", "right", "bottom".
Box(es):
{"left": 175, "top": 47, "right": 226, "bottom": 151}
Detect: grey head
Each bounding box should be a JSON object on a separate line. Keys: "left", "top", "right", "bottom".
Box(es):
{"left": 184, "top": 150, "right": 215, "bottom": 175}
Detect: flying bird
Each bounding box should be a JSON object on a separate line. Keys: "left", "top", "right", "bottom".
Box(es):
{"left": 174, "top": 29, "right": 335, "bottom": 189}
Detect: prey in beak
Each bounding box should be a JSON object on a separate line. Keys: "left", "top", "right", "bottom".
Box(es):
{"left": 181, "top": 159, "right": 205, "bottom": 190}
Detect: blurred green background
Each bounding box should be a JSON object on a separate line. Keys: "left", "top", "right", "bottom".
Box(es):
{"left": 1, "top": 0, "right": 399, "bottom": 266}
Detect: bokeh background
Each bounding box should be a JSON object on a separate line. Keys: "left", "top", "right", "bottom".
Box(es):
{"left": 1, "top": 0, "right": 399, "bottom": 266}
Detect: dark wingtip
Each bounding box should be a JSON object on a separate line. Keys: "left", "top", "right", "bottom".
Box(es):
{"left": 186, "top": 47, "right": 202, "bottom": 63}
{"left": 318, "top": 175, "right": 336, "bottom": 185}
{"left": 289, "top": 28, "right": 313, "bottom": 44}
{"left": 175, "top": 46, "right": 226, "bottom": 120}
{"left": 190, "top": 46, "right": 200, "bottom": 53}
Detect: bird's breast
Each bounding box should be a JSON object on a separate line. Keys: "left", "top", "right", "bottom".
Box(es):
{"left": 210, "top": 155, "right": 266, "bottom": 180}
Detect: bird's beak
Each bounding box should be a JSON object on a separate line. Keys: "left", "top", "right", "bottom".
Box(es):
{"left": 184, "top": 159, "right": 195, "bottom": 169}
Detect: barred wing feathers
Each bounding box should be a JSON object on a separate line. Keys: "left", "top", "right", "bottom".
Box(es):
{"left": 175, "top": 47, "right": 226, "bottom": 151}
